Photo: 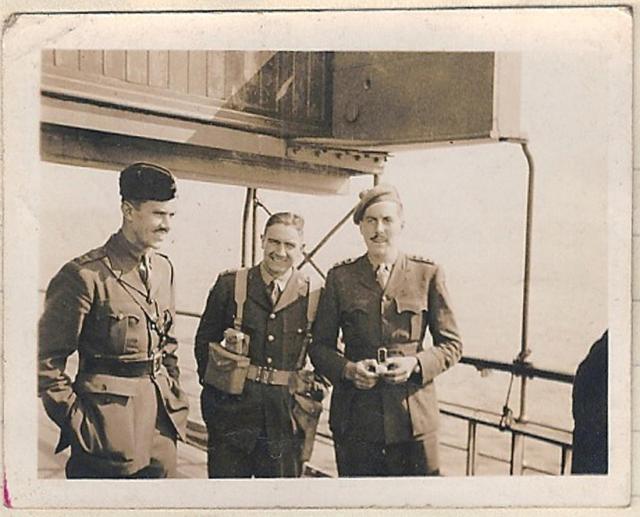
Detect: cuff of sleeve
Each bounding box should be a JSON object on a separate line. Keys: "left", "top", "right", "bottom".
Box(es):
{"left": 416, "top": 348, "right": 443, "bottom": 385}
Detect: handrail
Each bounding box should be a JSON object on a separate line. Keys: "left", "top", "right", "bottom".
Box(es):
{"left": 172, "top": 304, "right": 576, "bottom": 476}
{"left": 459, "top": 356, "right": 574, "bottom": 384}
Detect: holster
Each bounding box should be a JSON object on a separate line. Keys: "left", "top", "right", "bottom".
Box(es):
{"left": 203, "top": 341, "right": 250, "bottom": 395}
{"left": 290, "top": 370, "right": 327, "bottom": 462}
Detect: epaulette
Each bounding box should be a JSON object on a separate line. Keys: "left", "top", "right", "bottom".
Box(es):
{"left": 219, "top": 267, "right": 240, "bottom": 276}
{"left": 407, "top": 254, "right": 435, "bottom": 264}
{"left": 333, "top": 257, "right": 357, "bottom": 268}
{"left": 74, "top": 247, "right": 106, "bottom": 265}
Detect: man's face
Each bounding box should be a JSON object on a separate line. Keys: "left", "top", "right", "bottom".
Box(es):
{"left": 261, "top": 223, "right": 304, "bottom": 277}
{"left": 123, "top": 199, "right": 176, "bottom": 250}
{"left": 359, "top": 201, "right": 404, "bottom": 257}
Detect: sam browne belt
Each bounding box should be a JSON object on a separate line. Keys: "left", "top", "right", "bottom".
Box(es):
{"left": 79, "top": 352, "right": 163, "bottom": 378}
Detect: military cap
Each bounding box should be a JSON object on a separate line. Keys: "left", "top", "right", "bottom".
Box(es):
{"left": 353, "top": 183, "right": 403, "bottom": 224}
{"left": 119, "top": 162, "right": 176, "bottom": 201}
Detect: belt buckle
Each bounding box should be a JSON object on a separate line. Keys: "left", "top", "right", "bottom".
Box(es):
{"left": 258, "top": 366, "right": 273, "bottom": 384}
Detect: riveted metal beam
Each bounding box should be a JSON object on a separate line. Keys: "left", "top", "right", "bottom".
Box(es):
{"left": 286, "top": 142, "right": 387, "bottom": 176}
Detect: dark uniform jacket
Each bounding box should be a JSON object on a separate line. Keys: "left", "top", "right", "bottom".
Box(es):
{"left": 310, "top": 253, "right": 462, "bottom": 444}
{"left": 38, "top": 231, "right": 189, "bottom": 475}
{"left": 571, "top": 330, "right": 608, "bottom": 474}
{"left": 195, "top": 265, "right": 317, "bottom": 457}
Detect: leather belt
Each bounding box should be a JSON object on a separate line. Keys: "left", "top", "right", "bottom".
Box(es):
{"left": 246, "top": 364, "right": 297, "bottom": 386}
{"left": 79, "top": 352, "right": 163, "bottom": 378}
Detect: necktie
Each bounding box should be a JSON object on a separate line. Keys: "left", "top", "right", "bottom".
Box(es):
{"left": 376, "top": 264, "right": 390, "bottom": 289}
{"left": 139, "top": 255, "right": 151, "bottom": 294}
{"left": 269, "top": 281, "right": 280, "bottom": 306}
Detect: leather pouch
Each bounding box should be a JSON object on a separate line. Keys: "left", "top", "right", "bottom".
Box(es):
{"left": 203, "top": 341, "right": 250, "bottom": 395}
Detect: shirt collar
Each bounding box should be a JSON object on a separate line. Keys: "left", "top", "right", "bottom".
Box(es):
{"left": 260, "top": 262, "right": 293, "bottom": 291}
{"left": 366, "top": 252, "right": 398, "bottom": 271}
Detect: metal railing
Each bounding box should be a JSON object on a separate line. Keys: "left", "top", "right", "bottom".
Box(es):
{"left": 179, "top": 299, "right": 575, "bottom": 478}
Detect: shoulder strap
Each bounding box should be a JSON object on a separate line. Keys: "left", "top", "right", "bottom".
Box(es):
{"left": 306, "top": 285, "right": 321, "bottom": 331}
{"left": 233, "top": 268, "right": 249, "bottom": 330}
{"left": 295, "top": 278, "right": 322, "bottom": 370}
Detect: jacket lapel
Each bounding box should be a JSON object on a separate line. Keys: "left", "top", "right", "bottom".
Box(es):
{"left": 274, "top": 268, "right": 308, "bottom": 313}
{"left": 383, "top": 252, "right": 407, "bottom": 299}
{"left": 355, "top": 254, "right": 381, "bottom": 294}
{"left": 246, "top": 265, "right": 272, "bottom": 312}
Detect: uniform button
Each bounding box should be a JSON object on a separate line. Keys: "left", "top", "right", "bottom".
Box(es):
{"left": 269, "top": 313, "right": 276, "bottom": 320}
{"left": 267, "top": 334, "right": 275, "bottom": 342}
{"left": 266, "top": 357, "right": 273, "bottom": 364}
{"left": 297, "top": 328, "right": 303, "bottom": 334}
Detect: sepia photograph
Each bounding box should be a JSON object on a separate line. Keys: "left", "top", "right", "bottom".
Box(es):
{"left": 1, "top": 4, "right": 633, "bottom": 511}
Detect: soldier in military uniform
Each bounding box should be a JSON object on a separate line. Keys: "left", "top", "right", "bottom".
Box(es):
{"left": 310, "top": 184, "right": 463, "bottom": 477}
{"left": 38, "top": 163, "right": 189, "bottom": 479}
{"left": 195, "top": 212, "right": 321, "bottom": 478}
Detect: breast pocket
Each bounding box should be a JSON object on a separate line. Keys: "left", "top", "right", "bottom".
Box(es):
{"left": 99, "top": 302, "right": 146, "bottom": 354}
{"left": 394, "top": 296, "right": 428, "bottom": 341}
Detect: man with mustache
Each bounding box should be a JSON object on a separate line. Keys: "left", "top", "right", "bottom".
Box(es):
{"left": 310, "top": 184, "right": 463, "bottom": 476}
{"left": 195, "top": 212, "right": 321, "bottom": 478}
{"left": 38, "top": 163, "right": 189, "bottom": 478}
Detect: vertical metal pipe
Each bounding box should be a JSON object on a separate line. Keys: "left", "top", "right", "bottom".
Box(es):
{"left": 518, "top": 141, "right": 535, "bottom": 423}
{"left": 510, "top": 433, "right": 525, "bottom": 476}
{"left": 241, "top": 187, "right": 252, "bottom": 267}
{"left": 466, "top": 421, "right": 477, "bottom": 476}
{"left": 251, "top": 188, "right": 258, "bottom": 266}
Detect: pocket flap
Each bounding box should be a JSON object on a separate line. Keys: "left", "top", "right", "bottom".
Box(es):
{"left": 209, "top": 342, "right": 250, "bottom": 370}
{"left": 293, "top": 393, "right": 323, "bottom": 417}
{"left": 395, "top": 295, "right": 427, "bottom": 314}
{"left": 75, "top": 373, "right": 141, "bottom": 396}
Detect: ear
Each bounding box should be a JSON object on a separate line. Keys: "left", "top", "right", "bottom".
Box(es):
{"left": 260, "top": 233, "right": 266, "bottom": 250}
{"left": 121, "top": 201, "right": 134, "bottom": 221}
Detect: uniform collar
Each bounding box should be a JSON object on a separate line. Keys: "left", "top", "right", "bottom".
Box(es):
{"left": 109, "top": 230, "right": 150, "bottom": 267}
{"left": 104, "top": 231, "right": 152, "bottom": 298}
{"left": 259, "top": 262, "right": 293, "bottom": 291}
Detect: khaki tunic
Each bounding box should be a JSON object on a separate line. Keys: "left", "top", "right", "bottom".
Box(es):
{"left": 38, "top": 231, "right": 189, "bottom": 476}
{"left": 310, "top": 253, "right": 463, "bottom": 449}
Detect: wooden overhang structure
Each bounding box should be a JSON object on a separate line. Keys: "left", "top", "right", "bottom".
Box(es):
{"left": 40, "top": 51, "right": 572, "bottom": 474}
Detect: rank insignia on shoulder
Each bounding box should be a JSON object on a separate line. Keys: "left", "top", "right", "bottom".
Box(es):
{"left": 408, "top": 254, "right": 434, "bottom": 264}
{"left": 75, "top": 247, "right": 106, "bottom": 265}
{"left": 333, "top": 257, "right": 357, "bottom": 268}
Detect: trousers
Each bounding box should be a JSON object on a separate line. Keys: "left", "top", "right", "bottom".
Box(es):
{"left": 65, "top": 391, "right": 177, "bottom": 479}
{"left": 334, "top": 434, "right": 440, "bottom": 477}
{"left": 206, "top": 428, "right": 303, "bottom": 478}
